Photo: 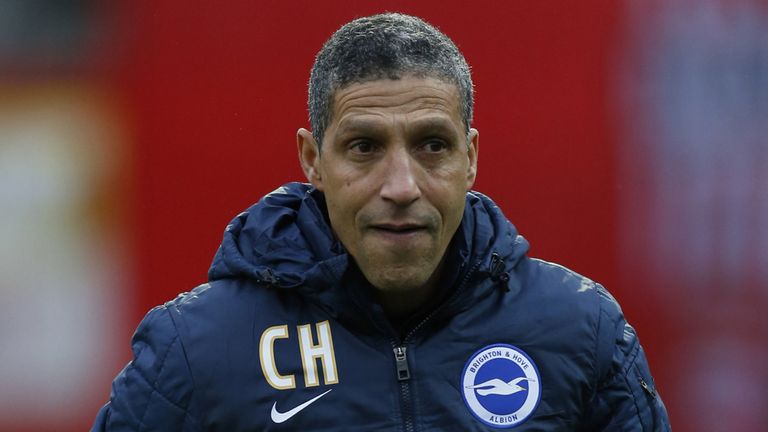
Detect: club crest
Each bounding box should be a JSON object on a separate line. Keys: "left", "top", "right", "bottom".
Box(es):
{"left": 461, "top": 344, "right": 541, "bottom": 428}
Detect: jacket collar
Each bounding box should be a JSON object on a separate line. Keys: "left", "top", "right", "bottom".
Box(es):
{"left": 208, "top": 182, "right": 529, "bottom": 316}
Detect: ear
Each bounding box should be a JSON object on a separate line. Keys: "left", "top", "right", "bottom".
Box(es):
{"left": 297, "top": 128, "right": 324, "bottom": 191}
{"left": 465, "top": 128, "right": 479, "bottom": 190}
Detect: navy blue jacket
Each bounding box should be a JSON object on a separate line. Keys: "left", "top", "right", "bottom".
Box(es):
{"left": 93, "top": 183, "right": 670, "bottom": 431}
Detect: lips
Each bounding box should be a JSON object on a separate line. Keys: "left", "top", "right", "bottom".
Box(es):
{"left": 370, "top": 223, "right": 427, "bottom": 234}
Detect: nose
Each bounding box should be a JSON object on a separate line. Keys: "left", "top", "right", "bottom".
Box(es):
{"left": 379, "top": 147, "right": 421, "bottom": 206}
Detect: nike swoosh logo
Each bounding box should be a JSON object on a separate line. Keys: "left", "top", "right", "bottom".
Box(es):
{"left": 270, "top": 389, "right": 332, "bottom": 424}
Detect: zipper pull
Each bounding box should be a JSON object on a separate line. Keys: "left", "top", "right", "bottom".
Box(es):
{"left": 638, "top": 377, "right": 657, "bottom": 399}
{"left": 393, "top": 346, "right": 411, "bottom": 381}
{"left": 490, "top": 253, "right": 511, "bottom": 291}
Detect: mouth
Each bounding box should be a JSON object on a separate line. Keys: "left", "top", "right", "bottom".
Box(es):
{"left": 372, "top": 223, "right": 426, "bottom": 233}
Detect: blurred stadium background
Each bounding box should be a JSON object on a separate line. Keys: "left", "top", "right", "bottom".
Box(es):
{"left": 0, "top": 1, "right": 765, "bottom": 430}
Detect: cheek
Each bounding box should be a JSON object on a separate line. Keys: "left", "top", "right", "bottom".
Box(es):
{"left": 324, "top": 184, "right": 365, "bottom": 236}
{"left": 429, "top": 157, "right": 470, "bottom": 185}
{"left": 327, "top": 166, "right": 361, "bottom": 193}
{"left": 438, "top": 182, "right": 469, "bottom": 229}
{"left": 326, "top": 196, "right": 353, "bottom": 226}
{"left": 429, "top": 166, "right": 471, "bottom": 205}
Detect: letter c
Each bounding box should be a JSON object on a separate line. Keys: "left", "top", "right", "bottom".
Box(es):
{"left": 259, "top": 325, "right": 296, "bottom": 390}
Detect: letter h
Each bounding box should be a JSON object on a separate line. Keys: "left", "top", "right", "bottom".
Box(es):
{"left": 297, "top": 321, "right": 339, "bottom": 387}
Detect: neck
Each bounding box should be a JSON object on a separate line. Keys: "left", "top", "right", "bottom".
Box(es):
{"left": 376, "top": 284, "right": 436, "bottom": 324}
{"left": 374, "top": 257, "right": 446, "bottom": 325}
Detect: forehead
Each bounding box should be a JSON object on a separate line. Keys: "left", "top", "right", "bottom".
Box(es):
{"left": 329, "top": 76, "right": 462, "bottom": 128}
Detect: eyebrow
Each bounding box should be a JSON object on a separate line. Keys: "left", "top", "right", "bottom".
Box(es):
{"left": 409, "top": 116, "right": 459, "bottom": 135}
{"left": 336, "top": 115, "right": 460, "bottom": 137}
{"left": 335, "top": 118, "right": 387, "bottom": 136}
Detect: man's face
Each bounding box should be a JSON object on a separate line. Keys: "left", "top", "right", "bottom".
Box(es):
{"left": 299, "top": 76, "right": 478, "bottom": 293}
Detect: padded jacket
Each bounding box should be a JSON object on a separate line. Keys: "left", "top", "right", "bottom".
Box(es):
{"left": 92, "top": 183, "right": 671, "bottom": 431}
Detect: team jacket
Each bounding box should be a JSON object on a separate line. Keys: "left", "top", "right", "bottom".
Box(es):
{"left": 92, "top": 182, "right": 671, "bottom": 431}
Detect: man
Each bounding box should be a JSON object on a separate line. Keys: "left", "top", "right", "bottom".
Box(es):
{"left": 93, "top": 13, "right": 670, "bottom": 431}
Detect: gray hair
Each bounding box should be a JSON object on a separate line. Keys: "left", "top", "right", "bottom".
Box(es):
{"left": 308, "top": 13, "right": 474, "bottom": 147}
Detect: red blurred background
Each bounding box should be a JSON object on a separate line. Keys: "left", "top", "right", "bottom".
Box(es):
{"left": 1, "top": 1, "right": 765, "bottom": 431}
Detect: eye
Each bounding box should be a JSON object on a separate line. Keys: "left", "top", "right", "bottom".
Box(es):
{"left": 421, "top": 138, "right": 449, "bottom": 153}
{"left": 349, "top": 139, "right": 377, "bottom": 154}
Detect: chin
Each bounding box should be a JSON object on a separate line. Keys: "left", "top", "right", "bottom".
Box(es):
{"left": 365, "top": 266, "right": 433, "bottom": 293}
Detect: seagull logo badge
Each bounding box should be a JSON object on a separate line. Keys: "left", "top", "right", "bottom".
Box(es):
{"left": 461, "top": 344, "right": 541, "bottom": 428}
{"left": 466, "top": 377, "right": 536, "bottom": 396}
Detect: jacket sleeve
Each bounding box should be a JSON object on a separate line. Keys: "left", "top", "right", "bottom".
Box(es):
{"left": 91, "top": 305, "right": 201, "bottom": 432}
{"left": 581, "top": 285, "right": 671, "bottom": 431}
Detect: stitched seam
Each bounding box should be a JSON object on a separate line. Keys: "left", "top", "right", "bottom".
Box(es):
{"left": 627, "top": 341, "right": 661, "bottom": 431}
{"left": 621, "top": 340, "right": 646, "bottom": 430}
{"left": 600, "top": 330, "right": 641, "bottom": 390}
{"left": 592, "top": 292, "right": 605, "bottom": 393}
{"left": 595, "top": 306, "right": 615, "bottom": 389}
{"left": 583, "top": 303, "right": 612, "bottom": 428}
{"left": 133, "top": 308, "right": 162, "bottom": 358}
{"left": 137, "top": 331, "right": 182, "bottom": 429}
{"left": 621, "top": 337, "right": 641, "bottom": 376}
{"left": 624, "top": 369, "right": 647, "bottom": 429}
{"left": 130, "top": 356, "right": 188, "bottom": 413}
{"left": 623, "top": 372, "right": 645, "bottom": 430}
{"left": 165, "top": 304, "right": 204, "bottom": 427}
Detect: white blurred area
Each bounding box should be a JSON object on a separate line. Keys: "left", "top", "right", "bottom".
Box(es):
{"left": 0, "top": 86, "right": 131, "bottom": 425}
{"left": 0, "top": 1, "right": 132, "bottom": 429}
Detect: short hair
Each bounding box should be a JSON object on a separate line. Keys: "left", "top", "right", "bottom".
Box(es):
{"left": 308, "top": 13, "right": 474, "bottom": 147}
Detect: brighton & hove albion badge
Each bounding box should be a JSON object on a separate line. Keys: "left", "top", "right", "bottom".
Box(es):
{"left": 461, "top": 344, "right": 541, "bottom": 428}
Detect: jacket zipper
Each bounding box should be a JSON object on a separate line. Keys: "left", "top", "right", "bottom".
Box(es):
{"left": 394, "top": 346, "right": 411, "bottom": 381}
{"left": 389, "top": 258, "right": 485, "bottom": 432}
{"left": 392, "top": 345, "right": 414, "bottom": 432}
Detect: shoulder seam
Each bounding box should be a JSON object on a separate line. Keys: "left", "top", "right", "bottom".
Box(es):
{"left": 621, "top": 341, "right": 645, "bottom": 426}
{"left": 134, "top": 307, "right": 201, "bottom": 429}
{"left": 164, "top": 304, "right": 204, "bottom": 426}
{"left": 594, "top": 290, "right": 621, "bottom": 389}
{"left": 591, "top": 288, "right": 604, "bottom": 394}
{"left": 136, "top": 331, "right": 184, "bottom": 422}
